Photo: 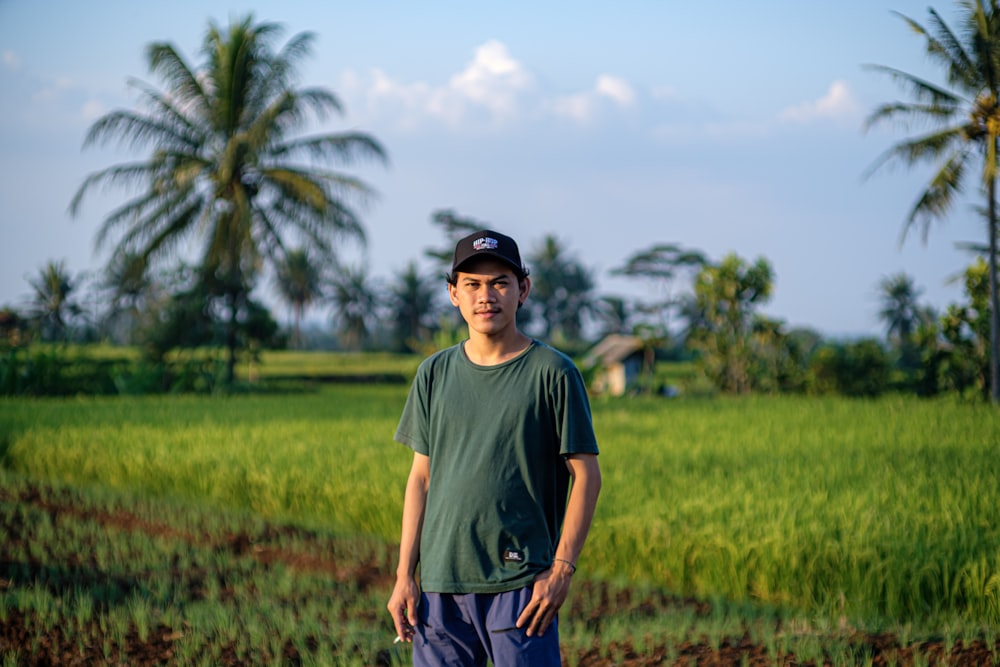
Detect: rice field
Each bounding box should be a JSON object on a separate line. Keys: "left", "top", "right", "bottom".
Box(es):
{"left": 1, "top": 370, "right": 999, "bottom": 664}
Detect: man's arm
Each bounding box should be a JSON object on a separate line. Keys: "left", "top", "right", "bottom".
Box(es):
{"left": 516, "top": 453, "right": 602, "bottom": 637}
{"left": 386, "top": 452, "right": 430, "bottom": 643}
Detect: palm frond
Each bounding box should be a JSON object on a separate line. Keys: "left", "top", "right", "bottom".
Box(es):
{"left": 904, "top": 150, "right": 970, "bottom": 244}
{"left": 862, "top": 125, "right": 967, "bottom": 179}
{"left": 69, "top": 160, "right": 159, "bottom": 216}
{"left": 101, "top": 187, "right": 202, "bottom": 254}
{"left": 145, "top": 43, "right": 206, "bottom": 110}
{"left": 128, "top": 78, "right": 208, "bottom": 145}
{"left": 864, "top": 100, "right": 959, "bottom": 134}
{"left": 272, "top": 132, "right": 388, "bottom": 165}
{"left": 862, "top": 64, "right": 965, "bottom": 110}
{"left": 923, "top": 8, "right": 980, "bottom": 87}
{"left": 81, "top": 109, "right": 194, "bottom": 154}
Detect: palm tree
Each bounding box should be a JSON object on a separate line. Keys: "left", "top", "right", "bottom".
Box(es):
{"left": 274, "top": 248, "right": 324, "bottom": 349}
{"left": 329, "top": 265, "right": 380, "bottom": 351}
{"left": 526, "top": 235, "right": 595, "bottom": 345}
{"left": 864, "top": 1, "right": 1000, "bottom": 402}
{"left": 97, "top": 251, "right": 157, "bottom": 344}
{"left": 70, "top": 15, "right": 387, "bottom": 384}
{"left": 387, "top": 262, "right": 441, "bottom": 352}
{"left": 877, "top": 272, "right": 925, "bottom": 346}
{"left": 27, "top": 260, "right": 84, "bottom": 342}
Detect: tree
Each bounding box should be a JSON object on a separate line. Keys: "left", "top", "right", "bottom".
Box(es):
{"left": 864, "top": 1, "right": 1000, "bottom": 402}
{"left": 386, "top": 262, "right": 441, "bottom": 352}
{"left": 808, "top": 339, "right": 892, "bottom": 397}
{"left": 940, "top": 258, "right": 992, "bottom": 397}
{"left": 877, "top": 272, "right": 936, "bottom": 381}
{"left": 97, "top": 251, "right": 162, "bottom": 345}
{"left": 593, "top": 296, "right": 634, "bottom": 338}
{"left": 274, "top": 248, "right": 324, "bottom": 349}
{"left": 610, "top": 243, "right": 706, "bottom": 342}
{"left": 70, "top": 15, "right": 387, "bottom": 384}
{"left": 145, "top": 266, "right": 283, "bottom": 368}
{"left": 525, "top": 234, "right": 595, "bottom": 346}
{"left": 27, "top": 260, "right": 84, "bottom": 342}
{"left": 689, "top": 253, "right": 773, "bottom": 394}
{"left": 878, "top": 272, "right": 926, "bottom": 346}
{"left": 329, "top": 265, "right": 380, "bottom": 351}
{"left": 424, "top": 209, "right": 486, "bottom": 271}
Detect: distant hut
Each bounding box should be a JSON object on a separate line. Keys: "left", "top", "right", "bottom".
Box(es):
{"left": 0, "top": 309, "right": 26, "bottom": 346}
{"left": 583, "top": 334, "right": 645, "bottom": 396}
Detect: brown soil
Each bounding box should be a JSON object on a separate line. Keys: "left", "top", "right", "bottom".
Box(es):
{"left": 1, "top": 483, "right": 997, "bottom": 666}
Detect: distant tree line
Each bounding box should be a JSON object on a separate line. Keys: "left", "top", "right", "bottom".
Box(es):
{"left": 1, "top": 216, "right": 993, "bottom": 401}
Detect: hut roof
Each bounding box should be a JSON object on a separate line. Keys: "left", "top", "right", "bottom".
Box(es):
{"left": 583, "top": 334, "right": 644, "bottom": 367}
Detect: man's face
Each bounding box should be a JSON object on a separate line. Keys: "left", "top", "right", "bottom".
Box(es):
{"left": 448, "top": 258, "right": 529, "bottom": 337}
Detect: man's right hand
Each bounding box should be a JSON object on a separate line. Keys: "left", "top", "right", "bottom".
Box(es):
{"left": 387, "top": 575, "right": 419, "bottom": 643}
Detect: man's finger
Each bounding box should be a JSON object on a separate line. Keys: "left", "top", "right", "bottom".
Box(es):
{"left": 515, "top": 600, "right": 537, "bottom": 629}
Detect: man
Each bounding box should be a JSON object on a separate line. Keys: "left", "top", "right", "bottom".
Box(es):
{"left": 387, "top": 229, "right": 602, "bottom": 667}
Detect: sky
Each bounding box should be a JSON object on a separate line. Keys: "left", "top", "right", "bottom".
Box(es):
{"left": 0, "top": 1, "right": 988, "bottom": 338}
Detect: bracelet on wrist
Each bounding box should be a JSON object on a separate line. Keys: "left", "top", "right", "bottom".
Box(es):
{"left": 553, "top": 557, "right": 576, "bottom": 574}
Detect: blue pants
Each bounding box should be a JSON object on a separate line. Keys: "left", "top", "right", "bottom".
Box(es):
{"left": 412, "top": 587, "right": 561, "bottom": 667}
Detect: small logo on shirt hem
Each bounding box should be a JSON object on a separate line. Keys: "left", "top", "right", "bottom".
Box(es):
{"left": 503, "top": 548, "right": 525, "bottom": 563}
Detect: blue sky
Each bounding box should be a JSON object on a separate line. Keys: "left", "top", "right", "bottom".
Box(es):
{"left": 0, "top": 1, "right": 986, "bottom": 337}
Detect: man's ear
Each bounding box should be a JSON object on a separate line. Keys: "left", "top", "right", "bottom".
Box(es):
{"left": 447, "top": 282, "right": 460, "bottom": 307}
{"left": 518, "top": 276, "right": 531, "bottom": 306}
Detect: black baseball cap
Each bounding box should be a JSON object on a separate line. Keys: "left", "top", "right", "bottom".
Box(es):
{"left": 451, "top": 229, "right": 528, "bottom": 278}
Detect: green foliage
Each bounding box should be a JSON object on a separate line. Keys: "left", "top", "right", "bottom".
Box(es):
{"left": 609, "top": 242, "right": 707, "bottom": 342}
{"left": 144, "top": 277, "right": 284, "bottom": 364}
{"left": 0, "top": 346, "right": 424, "bottom": 397}
{"left": 807, "top": 338, "right": 891, "bottom": 397}
{"left": 689, "top": 253, "right": 775, "bottom": 394}
{"left": 25, "top": 260, "right": 86, "bottom": 342}
{"left": 273, "top": 247, "right": 325, "bottom": 349}
{"left": 938, "top": 259, "right": 991, "bottom": 399}
{"left": 525, "top": 235, "right": 596, "bottom": 345}
{"left": 0, "top": 345, "right": 231, "bottom": 396}
{"left": 386, "top": 262, "right": 444, "bottom": 354}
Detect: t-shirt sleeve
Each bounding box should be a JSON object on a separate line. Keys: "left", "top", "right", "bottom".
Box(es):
{"left": 556, "top": 363, "right": 600, "bottom": 457}
{"left": 395, "top": 364, "right": 430, "bottom": 455}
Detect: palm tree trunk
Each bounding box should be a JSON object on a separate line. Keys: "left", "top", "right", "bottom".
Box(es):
{"left": 989, "top": 177, "right": 1000, "bottom": 403}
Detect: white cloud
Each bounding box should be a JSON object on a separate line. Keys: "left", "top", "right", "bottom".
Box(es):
{"left": 595, "top": 75, "right": 635, "bottom": 107}
{"left": 549, "top": 74, "right": 636, "bottom": 124}
{"left": 3, "top": 50, "right": 20, "bottom": 71}
{"left": 362, "top": 39, "right": 534, "bottom": 129}
{"left": 357, "top": 41, "right": 640, "bottom": 130}
{"left": 779, "top": 80, "right": 860, "bottom": 124}
{"left": 448, "top": 40, "right": 534, "bottom": 117}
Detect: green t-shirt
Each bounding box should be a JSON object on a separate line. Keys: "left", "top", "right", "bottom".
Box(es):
{"left": 394, "top": 339, "right": 600, "bottom": 594}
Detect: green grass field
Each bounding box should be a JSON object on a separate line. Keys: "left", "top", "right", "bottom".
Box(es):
{"left": 3, "top": 380, "right": 998, "bottom": 634}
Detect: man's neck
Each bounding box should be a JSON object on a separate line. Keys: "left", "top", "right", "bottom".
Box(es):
{"left": 463, "top": 330, "right": 532, "bottom": 366}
